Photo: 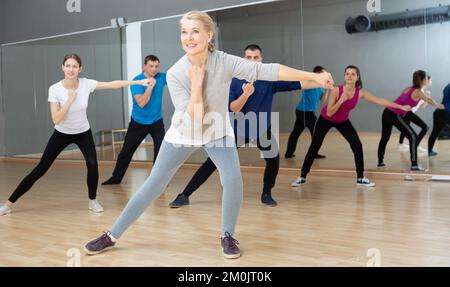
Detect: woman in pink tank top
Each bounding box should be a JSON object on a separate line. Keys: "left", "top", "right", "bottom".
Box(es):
{"left": 377, "top": 70, "right": 444, "bottom": 171}
{"left": 292, "top": 65, "right": 411, "bottom": 188}
{"left": 398, "top": 75, "right": 431, "bottom": 148}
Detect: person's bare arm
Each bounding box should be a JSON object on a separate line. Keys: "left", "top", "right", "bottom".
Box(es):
{"left": 134, "top": 78, "right": 157, "bottom": 108}
{"left": 95, "top": 78, "right": 150, "bottom": 90}
{"left": 278, "top": 65, "right": 334, "bottom": 89}
{"left": 50, "top": 90, "right": 77, "bottom": 124}
{"left": 361, "top": 90, "right": 411, "bottom": 111}
{"left": 414, "top": 90, "right": 444, "bottom": 109}
{"left": 326, "top": 88, "right": 345, "bottom": 117}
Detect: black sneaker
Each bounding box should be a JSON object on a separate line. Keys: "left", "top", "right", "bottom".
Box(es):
{"left": 291, "top": 177, "right": 306, "bottom": 187}
{"left": 428, "top": 151, "right": 438, "bottom": 157}
{"left": 315, "top": 154, "right": 326, "bottom": 159}
{"left": 102, "top": 178, "right": 121, "bottom": 185}
{"left": 411, "top": 166, "right": 427, "bottom": 171}
{"left": 169, "top": 193, "right": 189, "bottom": 208}
{"left": 356, "top": 177, "right": 376, "bottom": 187}
{"left": 221, "top": 232, "right": 241, "bottom": 259}
{"left": 261, "top": 193, "right": 277, "bottom": 206}
{"left": 377, "top": 162, "right": 386, "bottom": 168}
{"left": 284, "top": 154, "right": 296, "bottom": 159}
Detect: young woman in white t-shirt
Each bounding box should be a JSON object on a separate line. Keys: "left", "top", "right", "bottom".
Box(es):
{"left": 0, "top": 54, "right": 149, "bottom": 216}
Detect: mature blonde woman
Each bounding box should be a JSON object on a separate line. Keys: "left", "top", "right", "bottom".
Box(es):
{"left": 85, "top": 11, "right": 334, "bottom": 259}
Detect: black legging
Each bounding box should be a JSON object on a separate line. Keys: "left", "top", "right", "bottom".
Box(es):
{"left": 377, "top": 108, "right": 428, "bottom": 166}
{"left": 108, "top": 118, "right": 165, "bottom": 182}
{"left": 428, "top": 109, "right": 450, "bottom": 152}
{"left": 182, "top": 128, "right": 279, "bottom": 197}
{"left": 398, "top": 119, "right": 411, "bottom": 144}
{"left": 285, "top": 110, "right": 317, "bottom": 157}
{"left": 9, "top": 129, "right": 98, "bottom": 203}
{"left": 301, "top": 116, "right": 364, "bottom": 179}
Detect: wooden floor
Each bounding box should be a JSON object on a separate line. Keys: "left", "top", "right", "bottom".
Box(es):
{"left": 15, "top": 132, "right": 450, "bottom": 174}
{"left": 1, "top": 159, "right": 450, "bottom": 267}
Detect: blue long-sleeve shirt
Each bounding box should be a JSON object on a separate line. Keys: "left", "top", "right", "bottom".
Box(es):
{"left": 229, "top": 78, "right": 301, "bottom": 139}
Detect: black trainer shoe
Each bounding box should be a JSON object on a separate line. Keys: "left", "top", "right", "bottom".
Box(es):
{"left": 261, "top": 193, "right": 277, "bottom": 206}
{"left": 284, "top": 154, "right": 296, "bottom": 159}
{"left": 428, "top": 151, "right": 438, "bottom": 157}
{"left": 169, "top": 193, "right": 189, "bottom": 208}
{"left": 101, "top": 178, "right": 121, "bottom": 185}
{"left": 377, "top": 162, "right": 386, "bottom": 168}
{"left": 291, "top": 177, "right": 306, "bottom": 187}
{"left": 356, "top": 177, "right": 376, "bottom": 187}
{"left": 315, "top": 154, "right": 326, "bottom": 159}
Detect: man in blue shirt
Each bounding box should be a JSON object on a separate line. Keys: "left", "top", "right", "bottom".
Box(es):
{"left": 428, "top": 83, "right": 450, "bottom": 156}
{"left": 102, "top": 55, "right": 167, "bottom": 185}
{"left": 285, "top": 65, "right": 329, "bottom": 159}
{"left": 169, "top": 44, "right": 320, "bottom": 207}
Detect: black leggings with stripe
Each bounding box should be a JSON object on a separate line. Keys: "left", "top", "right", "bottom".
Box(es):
{"left": 377, "top": 108, "right": 428, "bottom": 167}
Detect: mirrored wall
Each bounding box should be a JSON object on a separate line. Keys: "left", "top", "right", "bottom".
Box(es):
{"left": 4, "top": 0, "right": 450, "bottom": 176}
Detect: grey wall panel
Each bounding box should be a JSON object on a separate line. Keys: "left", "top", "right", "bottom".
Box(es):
{"left": 2, "top": 29, "right": 124, "bottom": 156}
{"left": 120, "top": 28, "right": 128, "bottom": 123}
{"left": 0, "top": 1, "right": 4, "bottom": 44}
{"left": 1, "top": 0, "right": 280, "bottom": 44}
{"left": 3, "top": 44, "right": 38, "bottom": 156}
{"left": 86, "top": 30, "right": 125, "bottom": 137}
{"left": 0, "top": 47, "right": 5, "bottom": 156}
{"left": 0, "top": 1, "right": 5, "bottom": 154}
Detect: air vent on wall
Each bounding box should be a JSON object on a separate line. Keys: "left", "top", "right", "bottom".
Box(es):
{"left": 346, "top": 4, "right": 450, "bottom": 34}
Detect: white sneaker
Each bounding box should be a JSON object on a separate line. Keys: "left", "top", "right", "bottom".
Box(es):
{"left": 89, "top": 200, "right": 104, "bottom": 213}
{"left": 411, "top": 165, "right": 428, "bottom": 172}
{"left": 418, "top": 146, "right": 427, "bottom": 153}
{"left": 0, "top": 204, "right": 12, "bottom": 216}
{"left": 398, "top": 143, "right": 409, "bottom": 151}
{"left": 357, "top": 178, "right": 376, "bottom": 187}
{"left": 291, "top": 177, "right": 306, "bottom": 187}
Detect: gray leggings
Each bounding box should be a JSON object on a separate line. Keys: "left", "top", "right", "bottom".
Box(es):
{"left": 110, "top": 136, "right": 243, "bottom": 238}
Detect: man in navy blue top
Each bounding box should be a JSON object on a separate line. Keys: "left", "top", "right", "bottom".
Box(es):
{"left": 285, "top": 65, "right": 329, "bottom": 159}
{"left": 169, "top": 44, "right": 320, "bottom": 207}
{"left": 103, "top": 55, "right": 167, "bottom": 185}
{"left": 428, "top": 83, "right": 450, "bottom": 156}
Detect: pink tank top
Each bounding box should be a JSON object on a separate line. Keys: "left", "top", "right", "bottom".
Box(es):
{"left": 321, "top": 85, "right": 360, "bottom": 123}
{"left": 387, "top": 87, "right": 419, "bottom": 117}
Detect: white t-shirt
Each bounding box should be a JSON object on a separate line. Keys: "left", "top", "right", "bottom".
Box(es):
{"left": 48, "top": 78, "right": 98, "bottom": 134}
